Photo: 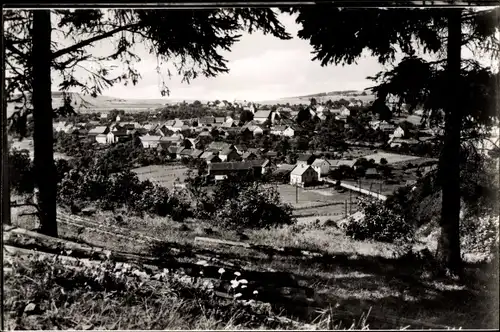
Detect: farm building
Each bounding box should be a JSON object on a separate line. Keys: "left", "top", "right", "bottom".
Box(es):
{"left": 379, "top": 121, "right": 396, "bottom": 132}
{"left": 241, "top": 151, "right": 259, "bottom": 161}
{"left": 88, "top": 126, "right": 109, "bottom": 138}
{"left": 296, "top": 154, "right": 316, "bottom": 166}
{"left": 253, "top": 110, "right": 272, "bottom": 124}
{"left": 206, "top": 154, "right": 222, "bottom": 164}
{"left": 234, "top": 144, "right": 248, "bottom": 154}
{"left": 208, "top": 161, "right": 262, "bottom": 181}
{"left": 290, "top": 164, "right": 318, "bottom": 187}
{"left": 247, "top": 159, "right": 270, "bottom": 174}
{"left": 328, "top": 159, "right": 357, "bottom": 169}
{"left": 215, "top": 117, "right": 226, "bottom": 124}
{"left": 199, "top": 116, "right": 215, "bottom": 126}
{"left": 208, "top": 141, "right": 233, "bottom": 152}
{"left": 389, "top": 138, "right": 420, "bottom": 148}
{"left": 392, "top": 126, "right": 405, "bottom": 138}
{"left": 95, "top": 133, "right": 107, "bottom": 144}
{"left": 273, "top": 164, "right": 295, "bottom": 183}
{"left": 140, "top": 135, "right": 162, "bottom": 149}
{"left": 219, "top": 148, "right": 241, "bottom": 162}
{"left": 191, "top": 149, "right": 204, "bottom": 159}
{"left": 311, "top": 158, "right": 331, "bottom": 179}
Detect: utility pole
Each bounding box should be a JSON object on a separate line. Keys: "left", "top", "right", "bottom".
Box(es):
{"left": 295, "top": 183, "right": 298, "bottom": 204}
{"left": 349, "top": 189, "right": 352, "bottom": 214}
{"left": 344, "top": 200, "right": 348, "bottom": 218}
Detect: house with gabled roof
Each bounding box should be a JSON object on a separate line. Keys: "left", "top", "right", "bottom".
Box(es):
{"left": 327, "top": 159, "right": 357, "bottom": 169}
{"left": 296, "top": 153, "right": 316, "bottom": 166}
{"left": 241, "top": 151, "right": 259, "bottom": 161}
{"left": 219, "top": 147, "right": 241, "bottom": 162}
{"left": 253, "top": 110, "right": 272, "bottom": 124}
{"left": 208, "top": 141, "right": 233, "bottom": 152}
{"left": 140, "top": 135, "right": 162, "bottom": 148}
{"left": 88, "top": 126, "right": 109, "bottom": 137}
{"left": 190, "top": 149, "right": 204, "bottom": 159}
{"left": 290, "top": 164, "right": 318, "bottom": 187}
{"left": 199, "top": 116, "right": 215, "bottom": 126}
{"left": 234, "top": 144, "right": 248, "bottom": 155}
{"left": 208, "top": 161, "right": 263, "bottom": 181}
{"left": 206, "top": 154, "right": 222, "bottom": 164}
{"left": 311, "top": 158, "right": 331, "bottom": 180}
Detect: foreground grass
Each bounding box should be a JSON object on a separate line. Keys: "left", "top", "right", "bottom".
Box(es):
{"left": 3, "top": 254, "right": 372, "bottom": 330}
{"left": 9, "top": 199, "right": 499, "bottom": 329}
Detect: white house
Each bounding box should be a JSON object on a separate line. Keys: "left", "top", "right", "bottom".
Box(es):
{"left": 340, "top": 107, "right": 351, "bottom": 117}
{"left": 283, "top": 126, "right": 295, "bottom": 137}
{"left": 140, "top": 135, "right": 162, "bottom": 148}
{"left": 95, "top": 133, "right": 107, "bottom": 144}
{"left": 392, "top": 126, "right": 405, "bottom": 138}
{"left": 311, "top": 158, "right": 331, "bottom": 180}
{"left": 100, "top": 113, "right": 108, "bottom": 119}
{"left": 290, "top": 164, "right": 318, "bottom": 187}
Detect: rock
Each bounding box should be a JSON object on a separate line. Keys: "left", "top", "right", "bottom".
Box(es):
{"left": 24, "top": 303, "right": 37, "bottom": 314}
{"left": 81, "top": 207, "right": 96, "bottom": 216}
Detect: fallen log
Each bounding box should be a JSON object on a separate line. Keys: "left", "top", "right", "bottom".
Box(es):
{"left": 194, "top": 236, "right": 251, "bottom": 248}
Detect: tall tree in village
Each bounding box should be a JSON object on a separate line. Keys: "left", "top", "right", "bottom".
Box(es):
{"left": 283, "top": 4, "right": 499, "bottom": 275}
{"left": 4, "top": 9, "right": 291, "bottom": 236}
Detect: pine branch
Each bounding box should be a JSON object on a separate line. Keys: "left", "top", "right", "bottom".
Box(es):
{"left": 51, "top": 23, "right": 140, "bottom": 59}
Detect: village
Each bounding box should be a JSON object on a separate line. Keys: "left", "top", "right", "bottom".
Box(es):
{"left": 50, "top": 98, "right": 440, "bottom": 196}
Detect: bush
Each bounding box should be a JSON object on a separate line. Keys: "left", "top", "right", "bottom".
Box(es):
{"left": 344, "top": 198, "right": 414, "bottom": 244}
{"left": 9, "top": 149, "right": 34, "bottom": 194}
{"left": 213, "top": 182, "right": 295, "bottom": 230}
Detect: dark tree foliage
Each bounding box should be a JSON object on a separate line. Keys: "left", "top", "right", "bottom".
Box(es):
{"left": 4, "top": 8, "right": 291, "bottom": 235}
{"left": 282, "top": 4, "right": 499, "bottom": 275}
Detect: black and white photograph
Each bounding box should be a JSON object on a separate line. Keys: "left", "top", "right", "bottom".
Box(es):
{"left": 2, "top": 1, "right": 499, "bottom": 330}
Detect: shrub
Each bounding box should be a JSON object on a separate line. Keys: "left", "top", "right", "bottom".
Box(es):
{"left": 9, "top": 149, "right": 35, "bottom": 194}
{"left": 344, "top": 197, "right": 414, "bottom": 244}
{"left": 214, "top": 183, "right": 295, "bottom": 230}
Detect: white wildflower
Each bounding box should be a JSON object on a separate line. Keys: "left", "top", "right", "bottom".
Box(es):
{"left": 200, "top": 271, "right": 204, "bottom": 275}
{"left": 230, "top": 280, "right": 240, "bottom": 288}
{"left": 253, "top": 290, "right": 258, "bottom": 295}
{"left": 234, "top": 271, "right": 241, "bottom": 276}
{"left": 239, "top": 279, "right": 248, "bottom": 284}
{"left": 241, "top": 285, "right": 247, "bottom": 289}
{"left": 234, "top": 293, "right": 242, "bottom": 299}
{"left": 218, "top": 268, "right": 225, "bottom": 274}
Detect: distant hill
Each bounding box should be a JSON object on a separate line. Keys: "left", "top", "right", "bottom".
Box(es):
{"left": 259, "top": 89, "right": 375, "bottom": 106}
{"left": 7, "top": 92, "right": 183, "bottom": 117}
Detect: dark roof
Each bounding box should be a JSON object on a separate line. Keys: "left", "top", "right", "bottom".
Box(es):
{"left": 209, "top": 162, "right": 256, "bottom": 171}
{"left": 220, "top": 147, "right": 235, "bottom": 155}
{"left": 297, "top": 154, "right": 314, "bottom": 162}
{"left": 200, "top": 116, "right": 215, "bottom": 124}
{"left": 209, "top": 141, "right": 232, "bottom": 151}
{"left": 168, "top": 146, "right": 184, "bottom": 154}
{"left": 191, "top": 149, "right": 204, "bottom": 158}
{"left": 234, "top": 144, "right": 248, "bottom": 151}
{"left": 180, "top": 149, "right": 193, "bottom": 156}
{"left": 242, "top": 151, "right": 258, "bottom": 159}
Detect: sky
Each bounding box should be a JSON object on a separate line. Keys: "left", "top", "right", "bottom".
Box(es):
{"left": 52, "top": 11, "right": 390, "bottom": 102}
{"left": 51, "top": 8, "right": 497, "bottom": 103}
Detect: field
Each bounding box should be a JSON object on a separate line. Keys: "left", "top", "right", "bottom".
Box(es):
{"left": 9, "top": 137, "right": 71, "bottom": 161}
{"left": 131, "top": 164, "right": 189, "bottom": 188}
{"left": 359, "top": 152, "right": 423, "bottom": 165}
{"left": 271, "top": 184, "right": 362, "bottom": 222}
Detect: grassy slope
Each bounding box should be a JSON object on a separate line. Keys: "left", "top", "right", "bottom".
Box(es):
{"left": 7, "top": 198, "right": 499, "bottom": 330}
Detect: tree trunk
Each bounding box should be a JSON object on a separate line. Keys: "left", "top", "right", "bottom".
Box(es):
{"left": 32, "top": 10, "right": 58, "bottom": 237}
{"left": 436, "top": 9, "right": 462, "bottom": 276}
{"left": 2, "top": 36, "right": 11, "bottom": 225}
